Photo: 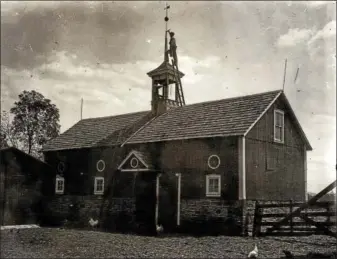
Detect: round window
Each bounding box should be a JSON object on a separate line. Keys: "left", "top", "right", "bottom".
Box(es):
{"left": 57, "top": 161, "right": 65, "bottom": 173}
{"left": 207, "top": 155, "right": 221, "bottom": 169}
{"left": 130, "top": 157, "right": 139, "bottom": 168}
{"left": 96, "top": 160, "right": 105, "bottom": 172}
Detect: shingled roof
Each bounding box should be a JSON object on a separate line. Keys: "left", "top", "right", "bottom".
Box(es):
{"left": 42, "top": 111, "right": 150, "bottom": 152}
{"left": 126, "top": 90, "right": 283, "bottom": 144}
{"left": 42, "top": 90, "right": 312, "bottom": 152}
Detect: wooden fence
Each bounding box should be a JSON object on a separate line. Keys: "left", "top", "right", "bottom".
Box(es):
{"left": 253, "top": 180, "right": 336, "bottom": 238}
{"left": 253, "top": 200, "right": 336, "bottom": 237}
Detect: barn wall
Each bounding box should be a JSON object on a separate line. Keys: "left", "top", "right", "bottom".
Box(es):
{"left": 0, "top": 150, "right": 49, "bottom": 226}
{"left": 43, "top": 137, "right": 242, "bottom": 235}
{"left": 245, "top": 97, "right": 306, "bottom": 201}
{"left": 158, "top": 137, "right": 239, "bottom": 199}
{"left": 138, "top": 137, "right": 242, "bottom": 235}
{"left": 43, "top": 146, "right": 133, "bottom": 196}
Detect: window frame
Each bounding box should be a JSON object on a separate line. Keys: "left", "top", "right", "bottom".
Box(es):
{"left": 274, "top": 109, "right": 285, "bottom": 143}
{"left": 94, "top": 176, "right": 104, "bottom": 195}
{"left": 96, "top": 160, "right": 106, "bottom": 172}
{"left": 55, "top": 177, "right": 65, "bottom": 194}
{"left": 207, "top": 154, "right": 221, "bottom": 170}
{"left": 206, "top": 174, "right": 221, "bottom": 197}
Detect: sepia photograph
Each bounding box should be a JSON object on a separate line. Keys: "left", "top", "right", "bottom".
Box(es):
{"left": 1, "top": 1, "right": 336, "bottom": 258}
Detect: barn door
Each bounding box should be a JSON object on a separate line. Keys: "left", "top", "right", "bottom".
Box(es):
{"left": 134, "top": 172, "right": 156, "bottom": 235}
{"left": 158, "top": 172, "right": 179, "bottom": 233}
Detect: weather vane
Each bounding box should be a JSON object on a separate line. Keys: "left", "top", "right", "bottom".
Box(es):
{"left": 164, "top": 3, "right": 170, "bottom": 24}
{"left": 163, "top": 3, "right": 177, "bottom": 66}
{"left": 164, "top": 3, "right": 170, "bottom": 62}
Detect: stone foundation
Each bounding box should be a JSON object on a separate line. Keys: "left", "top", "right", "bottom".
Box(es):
{"left": 179, "top": 199, "right": 244, "bottom": 236}
{"left": 41, "top": 195, "right": 136, "bottom": 232}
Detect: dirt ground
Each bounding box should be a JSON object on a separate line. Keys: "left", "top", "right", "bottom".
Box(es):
{"left": 0, "top": 228, "right": 336, "bottom": 258}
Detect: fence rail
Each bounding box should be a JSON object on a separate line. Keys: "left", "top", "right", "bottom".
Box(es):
{"left": 252, "top": 198, "right": 336, "bottom": 238}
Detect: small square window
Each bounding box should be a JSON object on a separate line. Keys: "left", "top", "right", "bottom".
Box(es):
{"left": 94, "top": 177, "right": 104, "bottom": 195}
{"left": 206, "top": 174, "right": 221, "bottom": 197}
{"left": 55, "top": 177, "right": 64, "bottom": 194}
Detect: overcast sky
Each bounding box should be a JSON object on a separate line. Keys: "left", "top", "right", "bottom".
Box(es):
{"left": 1, "top": 1, "right": 336, "bottom": 193}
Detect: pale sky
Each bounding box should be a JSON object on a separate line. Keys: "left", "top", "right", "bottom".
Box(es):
{"left": 1, "top": 1, "right": 336, "bottom": 193}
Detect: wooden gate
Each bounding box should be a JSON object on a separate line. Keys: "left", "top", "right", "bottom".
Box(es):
{"left": 253, "top": 180, "right": 336, "bottom": 238}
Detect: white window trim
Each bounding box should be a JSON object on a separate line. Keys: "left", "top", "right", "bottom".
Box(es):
{"left": 274, "top": 109, "right": 284, "bottom": 143}
{"left": 94, "top": 176, "right": 104, "bottom": 195}
{"left": 207, "top": 154, "right": 221, "bottom": 170}
{"left": 96, "top": 160, "right": 105, "bottom": 172}
{"left": 55, "top": 177, "right": 65, "bottom": 194}
{"left": 206, "top": 174, "right": 221, "bottom": 197}
{"left": 130, "top": 157, "right": 139, "bottom": 169}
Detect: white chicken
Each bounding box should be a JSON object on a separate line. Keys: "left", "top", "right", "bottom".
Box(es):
{"left": 88, "top": 218, "right": 99, "bottom": 228}
{"left": 248, "top": 244, "right": 258, "bottom": 258}
{"left": 156, "top": 224, "right": 163, "bottom": 235}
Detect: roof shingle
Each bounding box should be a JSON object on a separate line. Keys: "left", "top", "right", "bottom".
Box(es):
{"left": 43, "top": 90, "right": 289, "bottom": 151}
{"left": 42, "top": 111, "right": 149, "bottom": 151}
{"left": 126, "top": 90, "right": 282, "bottom": 144}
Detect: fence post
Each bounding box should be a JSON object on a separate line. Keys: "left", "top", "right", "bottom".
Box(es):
{"left": 326, "top": 203, "right": 331, "bottom": 224}
{"left": 290, "top": 199, "right": 293, "bottom": 235}
{"left": 252, "top": 201, "right": 259, "bottom": 237}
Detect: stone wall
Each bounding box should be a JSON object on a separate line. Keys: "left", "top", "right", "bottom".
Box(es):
{"left": 179, "top": 199, "right": 244, "bottom": 236}
{"left": 42, "top": 195, "right": 136, "bottom": 232}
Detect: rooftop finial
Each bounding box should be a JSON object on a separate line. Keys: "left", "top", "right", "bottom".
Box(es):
{"left": 164, "top": 3, "right": 170, "bottom": 62}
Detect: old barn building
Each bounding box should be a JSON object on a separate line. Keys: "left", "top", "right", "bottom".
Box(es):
{"left": 0, "top": 147, "right": 54, "bottom": 226}
{"left": 41, "top": 13, "right": 312, "bottom": 235}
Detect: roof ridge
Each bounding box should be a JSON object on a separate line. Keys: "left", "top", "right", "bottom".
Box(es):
{"left": 180, "top": 89, "right": 283, "bottom": 108}
{"left": 79, "top": 110, "right": 150, "bottom": 122}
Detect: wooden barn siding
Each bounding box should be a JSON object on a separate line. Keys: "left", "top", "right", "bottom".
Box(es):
{"left": 43, "top": 137, "right": 243, "bottom": 234}
{"left": 44, "top": 136, "right": 238, "bottom": 198}
{"left": 245, "top": 98, "right": 306, "bottom": 201}
{"left": 44, "top": 147, "right": 132, "bottom": 196}
{"left": 0, "top": 150, "right": 47, "bottom": 225}
{"left": 158, "top": 137, "right": 239, "bottom": 200}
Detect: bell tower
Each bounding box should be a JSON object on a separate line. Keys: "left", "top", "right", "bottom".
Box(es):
{"left": 147, "top": 4, "right": 186, "bottom": 116}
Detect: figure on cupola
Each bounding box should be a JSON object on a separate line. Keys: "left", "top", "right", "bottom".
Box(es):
{"left": 167, "top": 30, "right": 178, "bottom": 66}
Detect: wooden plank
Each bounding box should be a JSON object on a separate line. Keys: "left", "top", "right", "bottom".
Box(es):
{"left": 261, "top": 232, "right": 318, "bottom": 237}
{"left": 258, "top": 201, "right": 335, "bottom": 208}
{"left": 252, "top": 201, "right": 261, "bottom": 237}
{"left": 262, "top": 211, "right": 336, "bottom": 217}
{"left": 299, "top": 214, "right": 336, "bottom": 238}
{"left": 276, "top": 227, "right": 324, "bottom": 232}
{"left": 290, "top": 200, "right": 293, "bottom": 234}
{"left": 238, "top": 137, "right": 246, "bottom": 200}
{"left": 266, "top": 180, "right": 336, "bottom": 233}
{"left": 260, "top": 221, "right": 335, "bottom": 226}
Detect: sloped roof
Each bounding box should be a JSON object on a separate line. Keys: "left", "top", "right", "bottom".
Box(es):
{"left": 126, "top": 90, "right": 283, "bottom": 144}
{"left": 0, "top": 146, "right": 53, "bottom": 172}
{"left": 147, "top": 61, "right": 184, "bottom": 78}
{"left": 42, "top": 90, "right": 312, "bottom": 152}
{"left": 42, "top": 111, "right": 149, "bottom": 152}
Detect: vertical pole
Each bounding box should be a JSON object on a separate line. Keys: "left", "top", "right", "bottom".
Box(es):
{"left": 290, "top": 199, "right": 293, "bottom": 235}
{"left": 2, "top": 161, "right": 7, "bottom": 226}
{"left": 282, "top": 59, "right": 287, "bottom": 91}
{"left": 304, "top": 145, "right": 308, "bottom": 201}
{"left": 164, "top": 3, "right": 170, "bottom": 62}
{"left": 80, "top": 98, "right": 83, "bottom": 120}
{"left": 176, "top": 173, "right": 181, "bottom": 226}
{"left": 155, "top": 173, "right": 161, "bottom": 227}
{"left": 238, "top": 137, "right": 246, "bottom": 200}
